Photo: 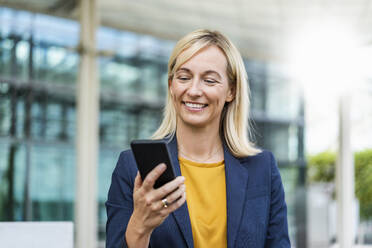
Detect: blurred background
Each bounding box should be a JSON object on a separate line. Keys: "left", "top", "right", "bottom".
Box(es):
{"left": 0, "top": 0, "right": 371, "bottom": 247}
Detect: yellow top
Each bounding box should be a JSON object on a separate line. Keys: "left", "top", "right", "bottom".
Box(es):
{"left": 179, "top": 156, "right": 227, "bottom": 248}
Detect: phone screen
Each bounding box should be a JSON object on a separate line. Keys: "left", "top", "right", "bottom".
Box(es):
{"left": 130, "top": 139, "right": 176, "bottom": 189}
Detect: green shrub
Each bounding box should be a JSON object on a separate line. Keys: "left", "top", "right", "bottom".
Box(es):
{"left": 308, "top": 151, "right": 336, "bottom": 183}
{"left": 307, "top": 149, "right": 372, "bottom": 220}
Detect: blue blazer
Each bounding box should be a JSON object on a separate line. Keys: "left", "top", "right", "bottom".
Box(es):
{"left": 106, "top": 136, "right": 291, "bottom": 248}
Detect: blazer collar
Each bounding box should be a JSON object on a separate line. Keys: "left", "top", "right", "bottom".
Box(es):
{"left": 166, "top": 135, "right": 249, "bottom": 248}
{"left": 167, "top": 135, "right": 194, "bottom": 248}
{"left": 223, "top": 143, "right": 249, "bottom": 248}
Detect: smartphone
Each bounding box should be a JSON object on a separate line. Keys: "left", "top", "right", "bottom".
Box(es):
{"left": 130, "top": 139, "right": 176, "bottom": 189}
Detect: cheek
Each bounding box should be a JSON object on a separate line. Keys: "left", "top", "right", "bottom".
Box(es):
{"left": 213, "top": 90, "right": 230, "bottom": 108}
{"left": 170, "top": 87, "right": 183, "bottom": 107}
{"left": 170, "top": 84, "right": 187, "bottom": 100}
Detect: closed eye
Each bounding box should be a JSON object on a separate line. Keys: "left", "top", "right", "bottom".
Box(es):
{"left": 176, "top": 74, "right": 191, "bottom": 81}
{"left": 179, "top": 76, "right": 190, "bottom": 80}
{"left": 204, "top": 79, "right": 219, "bottom": 84}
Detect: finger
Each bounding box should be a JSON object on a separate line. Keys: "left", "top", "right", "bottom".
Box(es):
{"left": 152, "top": 176, "right": 185, "bottom": 201}
{"left": 148, "top": 183, "right": 185, "bottom": 212}
{"left": 133, "top": 171, "right": 142, "bottom": 191}
{"left": 164, "top": 184, "right": 185, "bottom": 204}
{"left": 161, "top": 191, "right": 186, "bottom": 215}
{"left": 142, "top": 163, "right": 167, "bottom": 191}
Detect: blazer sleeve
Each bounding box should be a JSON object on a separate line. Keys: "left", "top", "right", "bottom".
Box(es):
{"left": 264, "top": 152, "right": 291, "bottom": 248}
{"left": 106, "top": 151, "right": 135, "bottom": 248}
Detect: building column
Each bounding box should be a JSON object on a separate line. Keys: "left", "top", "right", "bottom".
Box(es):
{"left": 336, "top": 94, "right": 355, "bottom": 248}
{"left": 75, "top": 0, "right": 99, "bottom": 247}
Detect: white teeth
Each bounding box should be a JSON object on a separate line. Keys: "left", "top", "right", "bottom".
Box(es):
{"left": 185, "top": 102, "right": 205, "bottom": 108}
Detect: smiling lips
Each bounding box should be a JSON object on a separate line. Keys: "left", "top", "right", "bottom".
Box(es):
{"left": 182, "top": 101, "right": 208, "bottom": 111}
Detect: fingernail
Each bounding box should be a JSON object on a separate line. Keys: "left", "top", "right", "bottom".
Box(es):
{"left": 159, "top": 163, "right": 166, "bottom": 169}
{"left": 180, "top": 176, "right": 185, "bottom": 182}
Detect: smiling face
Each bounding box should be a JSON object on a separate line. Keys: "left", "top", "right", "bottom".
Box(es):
{"left": 169, "top": 45, "right": 235, "bottom": 130}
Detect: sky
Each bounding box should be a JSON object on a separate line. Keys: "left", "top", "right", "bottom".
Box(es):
{"left": 286, "top": 24, "right": 372, "bottom": 155}
{"left": 305, "top": 84, "right": 372, "bottom": 155}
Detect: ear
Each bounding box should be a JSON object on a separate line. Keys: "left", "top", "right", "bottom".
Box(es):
{"left": 226, "top": 85, "right": 235, "bottom": 103}
{"left": 168, "top": 79, "right": 173, "bottom": 96}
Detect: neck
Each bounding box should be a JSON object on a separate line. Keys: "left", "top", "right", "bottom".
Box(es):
{"left": 176, "top": 120, "right": 224, "bottom": 163}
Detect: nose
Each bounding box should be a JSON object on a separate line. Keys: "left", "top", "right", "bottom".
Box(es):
{"left": 187, "top": 77, "right": 202, "bottom": 98}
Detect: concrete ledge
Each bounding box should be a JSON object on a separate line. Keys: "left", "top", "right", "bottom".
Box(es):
{"left": 0, "top": 222, "right": 73, "bottom": 248}
{"left": 330, "top": 244, "right": 372, "bottom": 248}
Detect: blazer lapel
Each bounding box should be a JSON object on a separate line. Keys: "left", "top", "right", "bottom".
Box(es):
{"left": 167, "top": 136, "right": 194, "bottom": 248}
{"left": 224, "top": 144, "right": 249, "bottom": 248}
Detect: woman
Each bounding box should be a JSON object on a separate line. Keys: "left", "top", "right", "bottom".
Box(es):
{"left": 106, "top": 29, "right": 290, "bottom": 248}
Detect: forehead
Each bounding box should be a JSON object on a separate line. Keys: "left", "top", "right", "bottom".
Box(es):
{"left": 177, "top": 45, "right": 228, "bottom": 74}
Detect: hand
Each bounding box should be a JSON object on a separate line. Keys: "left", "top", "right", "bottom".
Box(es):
{"left": 125, "top": 163, "right": 186, "bottom": 247}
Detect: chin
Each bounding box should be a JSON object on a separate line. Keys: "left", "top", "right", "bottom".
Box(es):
{"left": 180, "top": 116, "right": 214, "bottom": 129}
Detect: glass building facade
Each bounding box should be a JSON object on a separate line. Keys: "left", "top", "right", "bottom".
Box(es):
{"left": 0, "top": 7, "right": 306, "bottom": 246}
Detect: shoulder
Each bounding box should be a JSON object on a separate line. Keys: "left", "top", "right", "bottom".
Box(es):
{"left": 112, "top": 149, "right": 138, "bottom": 179}
{"left": 238, "top": 149, "right": 276, "bottom": 170}
{"left": 117, "top": 149, "right": 135, "bottom": 162}
{"left": 237, "top": 149, "right": 278, "bottom": 187}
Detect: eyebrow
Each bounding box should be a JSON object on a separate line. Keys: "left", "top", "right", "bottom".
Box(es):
{"left": 177, "top": 67, "right": 191, "bottom": 73}
{"left": 177, "top": 67, "right": 222, "bottom": 80}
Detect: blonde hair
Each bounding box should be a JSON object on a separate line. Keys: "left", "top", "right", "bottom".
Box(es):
{"left": 152, "top": 29, "right": 261, "bottom": 157}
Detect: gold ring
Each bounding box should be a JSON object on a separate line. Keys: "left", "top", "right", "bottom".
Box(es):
{"left": 161, "top": 198, "right": 168, "bottom": 208}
